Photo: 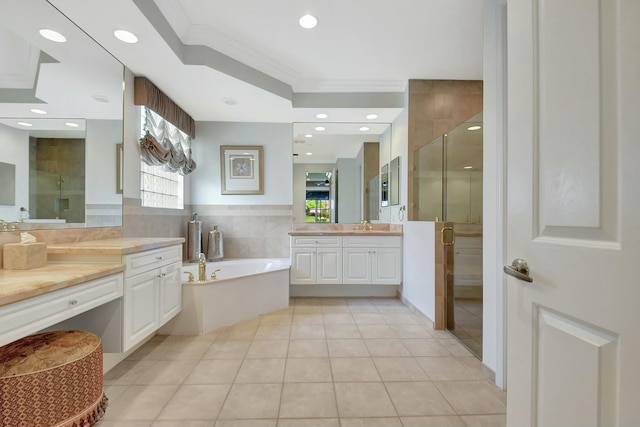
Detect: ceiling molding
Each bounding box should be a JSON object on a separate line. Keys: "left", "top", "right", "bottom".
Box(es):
{"left": 293, "top": 79, "right": 408, "bottom": 93}
{"left": 292, "top": 92, "right": 405, "bottom": 109}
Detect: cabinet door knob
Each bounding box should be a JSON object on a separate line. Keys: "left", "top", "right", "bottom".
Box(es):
{"left": 68, "top": 299, "right": 78, "bottom": 306}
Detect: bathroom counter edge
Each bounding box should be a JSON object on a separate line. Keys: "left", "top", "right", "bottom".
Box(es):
{"left": 47, "top": 237, "right": 185, "bottom": 255}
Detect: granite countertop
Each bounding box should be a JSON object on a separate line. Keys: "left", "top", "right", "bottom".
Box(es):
{"left": 0, "top": 263, "right": 124, "bottom": 307}
{"left": 289, "top": 230, "right": 403, "bottom": 236}
{"left": 47, "top": 237, "right": 185, "bottom": 255}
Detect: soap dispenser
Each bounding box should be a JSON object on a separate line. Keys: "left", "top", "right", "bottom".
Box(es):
{"left": 207, "top": 225, "right": 224, "bottom": 261}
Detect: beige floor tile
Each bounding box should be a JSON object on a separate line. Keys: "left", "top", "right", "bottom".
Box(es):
{"left": 125, "top": 340, "right": 170, "bottom": 361}
{"left": 385, "top": 382, "right": 455, "bottom": 416}
{"left": 160, "top": 341, "right": 214, "bottom": 360}
{"left": 324, "top": 324, "right": 361, "bottom": 339}
{"left": 322, "top": 313, "right": 355, "bottom": 325}
{"left": 348, "top": 305, "right": 381, "bottom": 314}
{"left": 382, "top": 314, "right": 420, "bottom": 325}
{"left": 218, "top": 383, "right": 282, "bottom": 419}
{"left": 365, "top": 339, "right": 411, "bottom": 357}
{"left": 320, "top": 298, "right": 347, "bottom": 306}
{"left": 327, "top": 339, "right": 370, "bottom": 357}
{"left": 460, "top": 414, "right": 507, "bottom": 427}
{"left": 352, "top": 313, "right": 386, "bottom": 325}
{"left": 260, "top": 314, "right": 293, "bottom": 325}
{"left": 284, "top": 358, "right": 332, "bottom": 382}
{"left": 277, "top": 419, "right": 339, "bottom": 427}
{"left": 291, "top": 324, "right": 326, "bottom": 339}
{"left": 401, "top": 339, "right": 452, "bottom": 357}
{"left": 435, "top": 381, "right": 506, "bottom": 415}
{"left": 103, "top": 385, "right": 178, "bottom": 420}
{"left": 203, "top": 341, "right": 250, "bottom": 359}
{"left": 104, "top": 385, "right": 129, "bottom": 403}
{"left": 254, "top": 325, "right": 291, "bottom": 340}
{"left": 339, "top": 418, "right": 403, "bottom": 427}
{"left": 104, "top": 360, "right": 157, "bottom": 386}
{"left": 100, "top": 421, "right": 153, "bottom": 427}
{"left": 416, "top": 357, "right": 479, "bottom": 381}
{"left": 246, "top": 340, "right": 289, "bottom": 358}
{"left": 157, "top": 384, "right": 230, "bottom": 420}
{"left": 287, "top": 339, "right": 328, "bottom": 358}
{"left": 334, "top": 382, "right": 397, "bottom": 417}
{"left": 134, "top": 360, "right": 198, "bottom": 385}
{"left": 321, "top": 306, "right": 351, "bottom": 314}
{"left": 235, "top": 358, "right": 286, "bottom": 383}
{"left": 152, "top": 421, "right": 214, "bottom": 427}
{"left": 375, "top": 306, "right": 411, "bottom": 314}
{"left": 184, "top": 359, "right": 242, "bottom": 384}
{"left": 330, "top": 357, "right": 381, "bottom": 382}
{"left": 389, "top": 324, "right": 433, "bottom": 339}
{"left": 437, "top": 339, "right": 475, "bottom": 357}
{"left": 373, "top": 357, "right": 428, "bottom": 381}
{"left": 215, "top": 421, "right": 276, "bottom": 427}
{"left": 216, "top": 327, "right": 257, "bottom": 342}
{"left": 400, "top": 416, "right": 466, "bottom": 427}
{"left": 279, "top": 383, "right": 338, "bottom": 418}
{"left": 357, "top": 324, "right": 396, "bottom": 339}
{"left": 293, "top": 314, "right": 324, "bottom": 324}
{"left": 293, "top": 306, "right": 323, "bottom": 314}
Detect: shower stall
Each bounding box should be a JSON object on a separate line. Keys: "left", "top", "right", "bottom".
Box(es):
{"left": 413, "top": 112, "right": 483, "bottom": 357}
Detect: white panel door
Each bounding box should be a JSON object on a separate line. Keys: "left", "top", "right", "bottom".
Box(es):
{"left": 124, "top": 270, "right": 158, "bottom": 351}
{"left": 317, "top": 248, "right": 342, "bottom": 284}
{"left": 342, "top": 248, "right": 371, "bottom": 284}
{"left": 371, "top": 247, "right": 401, "bottom": 285}
{"left": 159, "top": 261, "right": 182, "bottom": 326}
{"left": 506, "top": 0, "right": 639, "bottom": 425}
{"left": 290, "top": 248, "right": 315, "bottom": 285}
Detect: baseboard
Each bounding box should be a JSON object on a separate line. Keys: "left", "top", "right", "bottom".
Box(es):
{"left": 290, "top": 284, "right": 398, "bottom": 297}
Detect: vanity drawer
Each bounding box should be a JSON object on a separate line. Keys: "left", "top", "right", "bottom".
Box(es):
{"left": 343, "top": 236, "right": 402, "bottom": 248}
{"left": 0, "top": 273, "right": 123, "bottom": 347}
{"left": 125, "top": 245, "right": 182, "bottom": 277}
{"left": 291, "top": 236, "right": 342, "bottom": 247}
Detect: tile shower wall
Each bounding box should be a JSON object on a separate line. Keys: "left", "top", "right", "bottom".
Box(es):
{"left": 123, "top": 198, "right": 293, "bottom": 259}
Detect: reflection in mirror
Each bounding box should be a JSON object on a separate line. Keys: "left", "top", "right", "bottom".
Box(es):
{"left": 390, "top": 156, "right": 400, "bottom": 206}
{"left": 292, "top": 122, "right": 390, "bottom": 224}
{"left": 0, "top": 0, "right": 124, "bottom": 229}
{"left": 381, "top": 164, "right": 389, "bottom": 207}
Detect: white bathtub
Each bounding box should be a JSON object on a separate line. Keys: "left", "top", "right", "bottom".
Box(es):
{"left": 158, "top": 258, "right": 290, "bottom": 335}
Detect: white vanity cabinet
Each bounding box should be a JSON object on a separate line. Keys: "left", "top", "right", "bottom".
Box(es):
{"left": 342, "top": 236, "right": 402, "bottom": 285}
{"left": 123, "top": 245, "right": 182, "bottom": 351}
{"left": 290, "top": 236, "right": 342, "bottom": 285}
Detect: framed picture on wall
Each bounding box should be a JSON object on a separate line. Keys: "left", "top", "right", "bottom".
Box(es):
{"left": 220, "top": 145, "right": 264, "bottom": 194}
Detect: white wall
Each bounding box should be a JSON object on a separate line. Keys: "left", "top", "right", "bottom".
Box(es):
{"left": 336, "top": 158, "right": 360, "bottom": 223}
{"left": 0, "top": 124, "right": 29, "bottom": 221}
{"left": 483, "top": 0, "right": 508, "bottom": 388}
{"left": 402, "top": 221, "right": 436, "bottom": 320}
{"left": 390, "top": 97, "right": 409, "bottom": 225}
{"left": 85, "top": 119, "right": 123, "bottom": 204}
{"left": 293, "top": 163, "right": 335, "bottom": 223}
{"left": 191, "top": 122, "right": 293, "bottom": 205}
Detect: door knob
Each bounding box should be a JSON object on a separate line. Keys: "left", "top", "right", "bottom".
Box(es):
{"left": 503, "top": 258, "right": 533, "bottom": 283}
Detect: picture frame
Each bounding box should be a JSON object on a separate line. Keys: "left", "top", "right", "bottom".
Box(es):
{"left": 220, "top": 145, "right": 264, "bottom": 195}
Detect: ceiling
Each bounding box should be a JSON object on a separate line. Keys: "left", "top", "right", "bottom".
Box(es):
{"left": 2, "top": 0, "right": 483, "bottom": 159}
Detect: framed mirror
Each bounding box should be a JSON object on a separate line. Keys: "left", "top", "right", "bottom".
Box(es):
{"left": 0, "top": 0, "right": 124, "bottom": 229}
{"left": 381, "top": 163, "right": 389, "bottom": 207}
{"left": 390, "top": 156, "right": 400, "bottom": 206}
{"left": 292, "top": 122, "right": 391, "bottom": 224}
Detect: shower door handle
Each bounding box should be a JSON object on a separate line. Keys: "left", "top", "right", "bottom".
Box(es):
{"left": 503, "top": 258, "right": 533, "bottom": 283}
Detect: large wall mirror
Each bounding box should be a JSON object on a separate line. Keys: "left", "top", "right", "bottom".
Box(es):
{"left": 292, "top": 122, "right": 392, "bottom": 224}
{"left": 0, "top": 0, "right": 124, "bottom": 229}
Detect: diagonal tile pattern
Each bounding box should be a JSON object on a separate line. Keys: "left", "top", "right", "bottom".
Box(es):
{"left": 102, "top": 297, "right": 506, "bottom": 426}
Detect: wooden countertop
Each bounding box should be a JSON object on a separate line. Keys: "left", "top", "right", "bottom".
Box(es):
{"left": 0, "top": 263, "right": 124, "bottom": 307}
{"left": 47, "top": 237, "right": 185, "bottom": 255}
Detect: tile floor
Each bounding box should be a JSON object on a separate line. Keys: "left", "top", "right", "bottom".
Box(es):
{"left": 101, "top": 297, "right": 506, "bottom": 427}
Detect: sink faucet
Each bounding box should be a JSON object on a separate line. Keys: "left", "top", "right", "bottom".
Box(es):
{"left": 353, "top": 220, "right": 372, "bottom": 231}
{"left": 198, "top": 252, "right": 207, "bottom": 282}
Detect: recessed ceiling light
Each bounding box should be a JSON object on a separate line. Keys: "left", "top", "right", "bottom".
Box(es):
{"left": 305, "top": 134, "right": 313, "bottom": 138}
{"left": 315, "top": 126, "right": 326, "bottom": 131}
{"left": 30, "top": 108, "right": 47, "bottom": 115}
{"left": 359, "top": 126, "right": 370, "bottom": 132}
{"left": 39, "top": 29, "right": 66, "bottom": 43}
{"left": 366, "top": 114, "right": 378, "bottom": 120}
{"left": 316, "top": 113, "right": 328, "bottom": 119}
{"left": 65, "top": 122, "right": 80, "bottom": 128}
{"left": 223, "top": 97, "right": 239, "bottom": 105}
{"left": 464, "top": 166, "right": 473, "bottom": 169}
{"left": 299, "top": 14, "right": 318, "bottom": 29}
{"left": 17, "top": 122, "right": 32, "bottom": 127}
{"left": 114, "top": 29, "right": 138, "bottom": 44}
{"left": 467, "top": 125, "right": 482, "bottom": 131}
{"left": 305, "top": 152, "right": 313, "bottom": 156}
{"left": 92, "top": 95, "right": 110, "bottom": 103}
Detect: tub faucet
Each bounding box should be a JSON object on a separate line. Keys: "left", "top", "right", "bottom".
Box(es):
{"left": 198, "top": 253, "right": 207, "bottom": 282}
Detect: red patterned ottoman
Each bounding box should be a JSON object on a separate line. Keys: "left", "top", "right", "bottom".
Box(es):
{"left": 0, "top": 330, "right": 107, "bottom": 427}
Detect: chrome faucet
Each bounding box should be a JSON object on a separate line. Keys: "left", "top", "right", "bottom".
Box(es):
{"left": 198, "top": 253, "right": 207, "bottom": 282}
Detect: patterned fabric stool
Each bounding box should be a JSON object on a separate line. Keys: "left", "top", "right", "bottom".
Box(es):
{"left": 0, "top": 330, "right": 108, "bottom": 427}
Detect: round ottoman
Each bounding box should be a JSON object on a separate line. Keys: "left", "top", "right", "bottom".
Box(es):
{"left": 0, "top": 330, "right": 108, "bottom": 427}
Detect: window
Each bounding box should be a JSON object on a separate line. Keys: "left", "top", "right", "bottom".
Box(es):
{"left": 139, "top": 107, "right": 185, "bottom": 209}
